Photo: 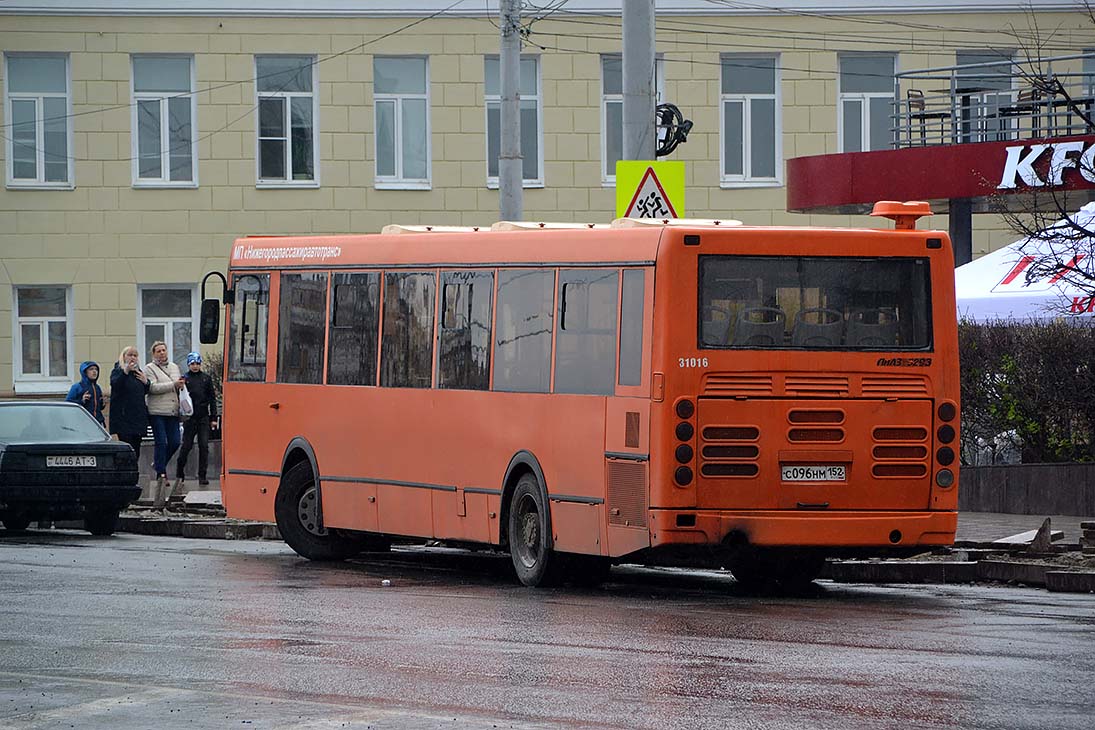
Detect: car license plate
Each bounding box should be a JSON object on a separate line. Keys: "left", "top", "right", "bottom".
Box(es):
{"left": 781, "top": 465, "right": 845, "bottom": 482}
{"left": 46, "top": 455, "right": 96, "bottom": 468}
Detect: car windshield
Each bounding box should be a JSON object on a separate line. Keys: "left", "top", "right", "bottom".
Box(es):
{"left": 0, "top": 405, "right": 110, "bottom": 444}
{"left": 698, "top": 255, "right": 933, "bottom": 350}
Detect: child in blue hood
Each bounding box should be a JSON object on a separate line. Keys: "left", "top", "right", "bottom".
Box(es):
{"left": 66, "top": 361, "right": 106, "bottom": 425}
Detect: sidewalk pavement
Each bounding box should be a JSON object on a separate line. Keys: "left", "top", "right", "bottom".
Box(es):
{"left": 957, "top": 511, "right": 1093, "bottom": 543}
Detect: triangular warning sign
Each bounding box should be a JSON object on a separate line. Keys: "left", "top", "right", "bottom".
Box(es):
{"left": 624, "top": 166, "right": 678, "bottom": 218}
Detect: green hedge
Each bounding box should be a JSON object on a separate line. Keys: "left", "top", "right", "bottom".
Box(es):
{"left": 960, "top": 320, "right": 1095, "bottom": 465}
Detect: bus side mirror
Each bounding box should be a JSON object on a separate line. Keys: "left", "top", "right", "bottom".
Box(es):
{"left": 199, "top": 299, "right": 221, "bottom": 344}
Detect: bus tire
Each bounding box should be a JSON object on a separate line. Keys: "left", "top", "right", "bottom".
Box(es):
{"left": 507, "top": 473, "right": 561, "bottom": 587}
{"left": 275, "top": 461, "right": 362, "bottom": 562}
{"left": 774, "top": 551, "right": 826, "bottom": 590}
{"left": 1, "top": 511, "right": 31, "bottom": 532}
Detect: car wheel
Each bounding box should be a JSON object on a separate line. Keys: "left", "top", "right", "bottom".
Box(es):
{"left": 2, "top": 512, "right": 31, "bottom": 532}
{"left": 507, "top": 473, "right": 561, "bottom": 587}
{"left": 274, "top": 461, "right": 363, "bottom": 561}
{"left": 84, "top": 509, "right": 120, "bottom": 536}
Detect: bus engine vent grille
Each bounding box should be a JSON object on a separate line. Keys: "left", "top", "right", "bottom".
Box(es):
{"left": 607, "top": 460, "right": 647, "bottom": 527}
{"left": 860, "top": 375, "right": 929, "bottom": 397}
{"left": 703, "top": 373, "right": 774, "bottom": 396}
{"left": 784, "top": 375, "right": 850, "bottom": 396}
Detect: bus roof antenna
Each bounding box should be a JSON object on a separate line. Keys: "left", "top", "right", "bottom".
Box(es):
{"left": 870, "top": 200, "right": 932, "bottom": 230}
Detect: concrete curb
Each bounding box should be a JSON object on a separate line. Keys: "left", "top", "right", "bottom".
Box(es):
{"left": 1045, "top": 571, "right": 1095, "bottom": 593}
{"left": 119, "top": 514, "right": 277, "bottom": 541}
{"left": 976, "top": 560, "right": 1054, "bottom": 587}
{"left": 824, "top": 561, "right": 978, "bottom": 584}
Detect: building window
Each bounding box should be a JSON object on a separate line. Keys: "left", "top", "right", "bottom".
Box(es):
{"left": 484, "top": 56, "right": 542, "bottom": 187}
{"left": 956, "top": 49, "right": 1015, "bottom": 142}
{"left": 14, "top": 286, "right": 71, "bottom": 388}
{"left": 720, "top": 55, "right": 780, "bottom": 185}
{"left": 4, "top": 54, "right": 71, "bottom": 188}
{"left": 838, "top": 53, "right": 895, "bottom": 153}
{"left": 601, "top": 55, "right": 665, "bottom": 182}
{"left": 1085, "top": 50, "right": 1095, "bottom": 95}
{"left": 138, "top": 286, "right": 196, "bottom": 369}
{"left": 255, "top": 55, "right": 317, "bottom": 186}
{"left": 132, "top": 55, "right": 196, "bottom": 185}
{"left": 374, "top": 57, "right": 430, "bottom": 189}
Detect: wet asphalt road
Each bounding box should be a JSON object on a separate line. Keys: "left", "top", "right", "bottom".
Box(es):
{"left": 0, "top": 531, "right": 1093, "bottom": 730}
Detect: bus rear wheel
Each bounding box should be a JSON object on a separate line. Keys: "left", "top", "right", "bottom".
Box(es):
{"left": 507, "top": 474, "right": 561, "bottom": 587}
{"left": 729, "top": 548, "right": 825, "bottom": 591}
{"left": 275, "top": 461, "right": 363, "bottom": 561}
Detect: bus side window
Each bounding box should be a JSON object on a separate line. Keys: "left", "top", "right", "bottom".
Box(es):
{"left": 618, "top": 269, "right": 645, "bottom": 386}
{"left": 328, "top": 272, "right": 380, "bottom": 386}
{"left": 277, "top": 272, "right": 328, "bottom": 385}
{"left": 438, "top": 270, "right": 493, "bottom": 391}
{"left": 493, "top": 269, "right": 554, "bottom": 393}
{"left": 380, "top": 272, "right": 436, "bottom": 389}
{"left": 227, "top": 273, "right": 269, "bottom": 382}
{"left": 554, "top": 268, "right": 618, "bottom": 395}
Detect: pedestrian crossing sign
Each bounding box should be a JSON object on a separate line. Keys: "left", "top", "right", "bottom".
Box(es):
{"left": 616, "top": 161, "right": 685, "bottom": 219}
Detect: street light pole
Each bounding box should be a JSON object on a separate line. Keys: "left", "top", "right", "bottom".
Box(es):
{"left": 623, "top": 0, "right": 656, "bottom": 161}
{"left": 499, "top": 0, "right": 523, "bottom": 221}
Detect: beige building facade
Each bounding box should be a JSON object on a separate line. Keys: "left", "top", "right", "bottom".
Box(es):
{"left": 0, "top": 0, "right": 1089, "bottom": 395}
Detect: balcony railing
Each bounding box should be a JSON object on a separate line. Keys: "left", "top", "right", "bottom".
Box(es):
{"left": 892, "top": 52, "right": 1095, "bottom": 148}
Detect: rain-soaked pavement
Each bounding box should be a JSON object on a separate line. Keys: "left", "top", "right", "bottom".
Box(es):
{"left": 0, "top": 531, "right": 1093, "bottom": 730}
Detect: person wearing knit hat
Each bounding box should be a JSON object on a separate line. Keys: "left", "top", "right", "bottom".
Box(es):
{"left": 175, "top": 351, "right": 219, "bottom": 490}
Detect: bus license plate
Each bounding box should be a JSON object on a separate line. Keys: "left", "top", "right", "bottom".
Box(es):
{"left": 46, "top": 455, "right": 96, "bottom": 468}
{"left": 781, "top": 465, "right": 845, "bottom": 482}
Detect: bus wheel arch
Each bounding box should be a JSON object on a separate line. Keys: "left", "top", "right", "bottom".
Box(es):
{"left": 275, "top": 440, "right": 359, "bottom": 561}
{"left": 500, "top": 451, "right": 561, "bottom": 587}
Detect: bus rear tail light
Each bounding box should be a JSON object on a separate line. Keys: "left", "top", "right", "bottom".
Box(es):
{"left": 936, "top": 424, "right": 955, "bottom": 444}
{"left": 673, "top": 397, "right": 697, "bottom": 488}
{"left": 935, "top": 469, "right": 955, "bottom": 488}
{"left": 937, "top": 401, "right": 957, "bottom": 422}
{"left": 936, "top": 447, "right": 955, "bottom": 466}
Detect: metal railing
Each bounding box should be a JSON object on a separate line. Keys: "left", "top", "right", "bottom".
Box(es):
{"left": 892, "top": 52, "right": 1095, "bottom": 148}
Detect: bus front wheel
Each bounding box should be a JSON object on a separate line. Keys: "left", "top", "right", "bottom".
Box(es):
{"left": 507, "top": 474, "right": 561, "bottom": 587}
{"left": 275, "top": 461, "right": 362, "bottom": 561}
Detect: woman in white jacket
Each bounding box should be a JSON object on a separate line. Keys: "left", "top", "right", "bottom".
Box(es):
{"left": 145, "top": 340, "right": 185, "bottom": 496}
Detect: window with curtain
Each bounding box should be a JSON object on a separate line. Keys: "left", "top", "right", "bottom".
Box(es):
{"left": 256, "top": 55, "right": 317, "bottom": 184}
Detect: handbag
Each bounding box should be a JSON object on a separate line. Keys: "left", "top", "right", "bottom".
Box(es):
{"left": 178, "top": 385, "right": 194, "bottom": 419}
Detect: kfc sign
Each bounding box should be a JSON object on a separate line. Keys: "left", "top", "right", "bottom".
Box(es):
{"left": 998, "top": 141, "right": 1095, "bottom": 190}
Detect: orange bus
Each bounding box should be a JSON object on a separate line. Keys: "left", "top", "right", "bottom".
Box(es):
{"left": 200, "top": 201, "right": 959, "bottom": 588}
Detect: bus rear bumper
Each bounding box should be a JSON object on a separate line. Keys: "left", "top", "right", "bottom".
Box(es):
{"left": 649, "top": 509, "right": 957, "bottom": 549}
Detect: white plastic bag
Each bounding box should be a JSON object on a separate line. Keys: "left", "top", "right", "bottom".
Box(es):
{"left": 179, "top": 386, "right": 194, "bottom": 419}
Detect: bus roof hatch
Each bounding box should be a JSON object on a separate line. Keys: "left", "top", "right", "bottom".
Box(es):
{"left": 869, "top": 201, "right": 932, "bottom": 230}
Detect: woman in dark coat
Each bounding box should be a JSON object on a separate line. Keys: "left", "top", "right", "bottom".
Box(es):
{"left": 109, "top": 345, "right": 150, "bottom": 460}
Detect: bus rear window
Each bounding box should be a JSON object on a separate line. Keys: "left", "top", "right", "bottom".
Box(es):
{"left": 698, "top": 256, "right": 931, "bottom": 350}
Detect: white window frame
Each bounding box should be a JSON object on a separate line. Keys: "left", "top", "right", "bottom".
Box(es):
{"left": 484, "top": 55, "right": 544, "bottom": 189}
{"left": 601, "top": 54, "right": 666, "bottom": 184}
{"left": 255, "top": 55, "right": 320, "bottom": 188}
{"left": 12, "top": 285, "right": 73, "bottom": 394}
{"left": 3, "top": 52, "right": 74, "bottom": 190}
{"left": 373, "top": 56, "right": 432, "bottom": 190}
{"left": 719, "top": 54, "right": 782, "bottom": 188}
{"left": 837, "top": 53, "right": 897, "bottom": 153}
{"left": 130, "top": 54, "right": 198, "bottom": 188}
{"left": 137, "top": 284, "right": 199, "bottom": 368}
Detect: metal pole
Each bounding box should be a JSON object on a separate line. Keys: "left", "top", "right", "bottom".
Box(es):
{"left": 499, "top": 0, "right": 523, "bottom": 221}
{"left": 622, "top": 0, "right": 656, "bottom": 160}
{"left": 949, "top": 198, "right": 973, "bottom": 267}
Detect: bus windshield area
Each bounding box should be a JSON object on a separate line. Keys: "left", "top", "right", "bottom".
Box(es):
{"left": 698, "top": 255, "right": 932, "bottom": 350}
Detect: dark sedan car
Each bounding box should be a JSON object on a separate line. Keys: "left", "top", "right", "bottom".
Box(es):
{"left": 0, "top": 401, "right": 141, "bottom": 535}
